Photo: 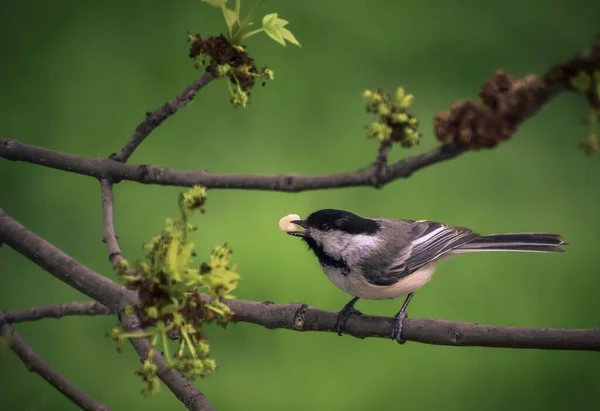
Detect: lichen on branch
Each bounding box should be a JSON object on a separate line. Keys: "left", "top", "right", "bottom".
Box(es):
{"left": 108, "top": 185, "right": 240, "bottom": 396}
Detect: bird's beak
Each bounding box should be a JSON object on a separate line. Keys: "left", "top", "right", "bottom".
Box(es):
{"left": 286, "top": 220, "right": 308, "bottom": 237}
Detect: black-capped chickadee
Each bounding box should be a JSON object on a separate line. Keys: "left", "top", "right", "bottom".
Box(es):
{"left": 286, "top": 209, "right": 567, "bottom": 344}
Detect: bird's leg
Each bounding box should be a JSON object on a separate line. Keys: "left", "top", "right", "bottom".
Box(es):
{"left": 335, "top": 296, "right": 361, "bottom": 336}
{"left": 391, "top": 293, "right": 415, "bottom": 344}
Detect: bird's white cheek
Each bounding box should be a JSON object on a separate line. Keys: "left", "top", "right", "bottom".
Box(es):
{"left": 317, "top": 232, "right": 380, "bottom": 258}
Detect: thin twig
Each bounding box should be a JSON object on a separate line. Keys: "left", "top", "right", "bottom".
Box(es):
{"left": 0, "top": 320, "right": 111, "bottom": 410}
{"left": 1, "top": 302, "right": 110, "bottom": 324}
{"left": 100, "top": 176, "right": 215, "bottom": 410}
{"left": 0, "top": 209, "right": 216, "bottom": 411}
{"left": 99, "top": 70, "right": 218, "bottom": 408}
{"left": 100, "top": 180, "right": 125, "bottom": 266}
{"left": 112, "top": 72, "right": 215, "bottom": 163}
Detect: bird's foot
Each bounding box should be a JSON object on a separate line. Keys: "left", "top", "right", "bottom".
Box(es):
{"left": 335, "top": 299, "right": 362, "bottom": 336}
{"left": 391, "top": 311, "right": 408, "bottom": 344}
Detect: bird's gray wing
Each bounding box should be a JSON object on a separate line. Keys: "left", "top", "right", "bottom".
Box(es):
{"left": 367, "top": 221, "right": 479, "bottom": 286}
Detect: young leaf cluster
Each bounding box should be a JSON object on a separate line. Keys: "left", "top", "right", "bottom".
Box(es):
{"left": 189, "top": 0, "right": 300, "bottom": 108}
{"left": 570, "top": 70, "right": 600, "bottom": 155}
{"left": 108, "top": 186, "right": 240, "bottom": 396}
{"left": 362, "top": 87, "right": 421, "bottom": 148}
{"left": 201, "top": 0, "right": 301, "bottom": 47}
{"left": 188, "top": 33, "right": 274, "bottom": 108}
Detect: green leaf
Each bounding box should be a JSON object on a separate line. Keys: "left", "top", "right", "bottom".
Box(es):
{"left": 201, "top": 0, "right": 228, "bottom": 7}
{"left": 262, "top": 12, "right": 278, "bottom": 27}
{"left": 273, "top": 17, "right": 289, "bottom": 27}
{"left": 264, "top": 25, "right": 286, "bottom": 46}
{"left": 222, "top": 7, "right": 238, "bottom": 32}
{"left": 279, "top": 27, "right": 301, "bottom": 47}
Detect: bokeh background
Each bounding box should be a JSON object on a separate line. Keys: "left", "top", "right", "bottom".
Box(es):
{"left": 1, "top": 0, "right": 600, "bottom": 410}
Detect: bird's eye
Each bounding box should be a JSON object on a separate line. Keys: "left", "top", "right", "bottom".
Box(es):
{"left": 319, "top": 223, "right": 329, "bottom": 231}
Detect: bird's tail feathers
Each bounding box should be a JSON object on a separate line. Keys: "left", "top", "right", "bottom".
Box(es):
{"left": 453, "top": 233, "right": 567, "bottom": 254}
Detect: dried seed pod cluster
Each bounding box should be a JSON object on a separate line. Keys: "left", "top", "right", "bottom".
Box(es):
{"left": 435, "top": 70, "right": 548, "bottom": 149}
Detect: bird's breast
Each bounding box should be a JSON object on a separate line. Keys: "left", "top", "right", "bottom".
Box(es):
{"left": 320, "top": 263, "right": 437, "bottom": 300}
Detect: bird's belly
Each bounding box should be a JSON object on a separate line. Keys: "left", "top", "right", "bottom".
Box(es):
{"left": 321, "top": 264, "right": 436, "bottom": 300}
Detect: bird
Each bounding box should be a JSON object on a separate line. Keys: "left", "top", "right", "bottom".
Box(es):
{"left": 283, "top": 209, "right": 567, "bottom": 343}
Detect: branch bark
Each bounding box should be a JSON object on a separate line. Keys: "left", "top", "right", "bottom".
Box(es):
{"left": 220, "top": 298, "right": 600, "bottom": 351}
{"left": 100, "top": 180, "right": 125, "bottom": 267}
{"left": 0, "top": 320, "right": 111, "bottom": 411}
{"left": 4, "top": 294, "right": 598, "bottom": 355}
{"left": 1, "top": 302, "right": 110, "bottom": 323}
{"left": 0, "top": 138, "right": 465, "bottom": 191}
{"left": 0, "top": 209, "right": 215, "bottom": 411}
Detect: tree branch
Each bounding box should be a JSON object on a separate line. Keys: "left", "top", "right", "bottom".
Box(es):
{"left": 1, "top": 210, "right": 597, "bottom": 353}
{"left": 4, "top": 38, "right": 598, "bottom": 193}
{"left": 0, "top": 209, "right": 131, "bottom": 310}
{"left": 219, "top": 298, "right": 600, "bottom": 351}
{"left": 1, "top": 302, "right": 110, "bottom": 324}
{"left": 0, "top": 320, "right": 110, "bottom": 411}
{"left": 0, "top": 138, "right": 466, "bottom": 191}
{"left": 0, "top": 209, "right": 215, "bottom": 411}
{"left": 111, "top": 72, "right": 215, "bottom": 163}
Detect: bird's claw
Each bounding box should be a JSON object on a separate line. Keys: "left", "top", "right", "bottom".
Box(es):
{"left": 335, "top": 307, "right": 362, "bottom": 336}
{"left": 391, "top": 311, "right": 408, "bottom": 344}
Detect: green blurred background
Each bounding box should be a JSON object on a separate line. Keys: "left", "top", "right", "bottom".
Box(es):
{"left": 1, "top": 0, "right": 600, "bottom": 409}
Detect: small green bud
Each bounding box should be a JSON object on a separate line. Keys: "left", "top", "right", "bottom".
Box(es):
{"left": 231, "top": 89, "right": 249, "bottom": 108}
{"left": 262, "top": 68, "right": 275, "bottom": 80}
{"left": 570, "top": 70, "right": 592, "bottom": 92}
{"left": 114, "top": 258, "right": 130, "bottom": 276}
{"left": 408, "top": 117, "right": 418, "bottom": 126}
{"left": 204, "top": 358, "right": 217, "bottom": 373}
{"left": 362, "top": 89, "right": 382, "bottom": 106}
{"left": 395, "top": 87, "right": 406, "bottom": 103}
{"left": 181, "top": 186, "right": 207, "bottom": 213}
{"left": 365, "top": 121, "right": 392, "bottom": 142}
{"left": 146, "top": 306, "right": 159, "bottom": 319}
{"left": 216, "top": 64, "right": 232, "bottom": 77}
{"left": 377, "top": 103, "right": 391, "bottom": 116}
{"left": 236, "top": 65, "right": 252, "bottom": 76}
{"left": 136, "top": 261, "right": 150, "bottom": 276}
{"left": 400, "top": 94, "right": 414, "bottom": 109}
{"left": 401, "top": 129, "right": 421, "bottom": 148}
{"left": 391, "top": 112, "right": 409, "bottom": 124}
{"left": 124, "top": 305, "right": 136, "bottom": 316}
